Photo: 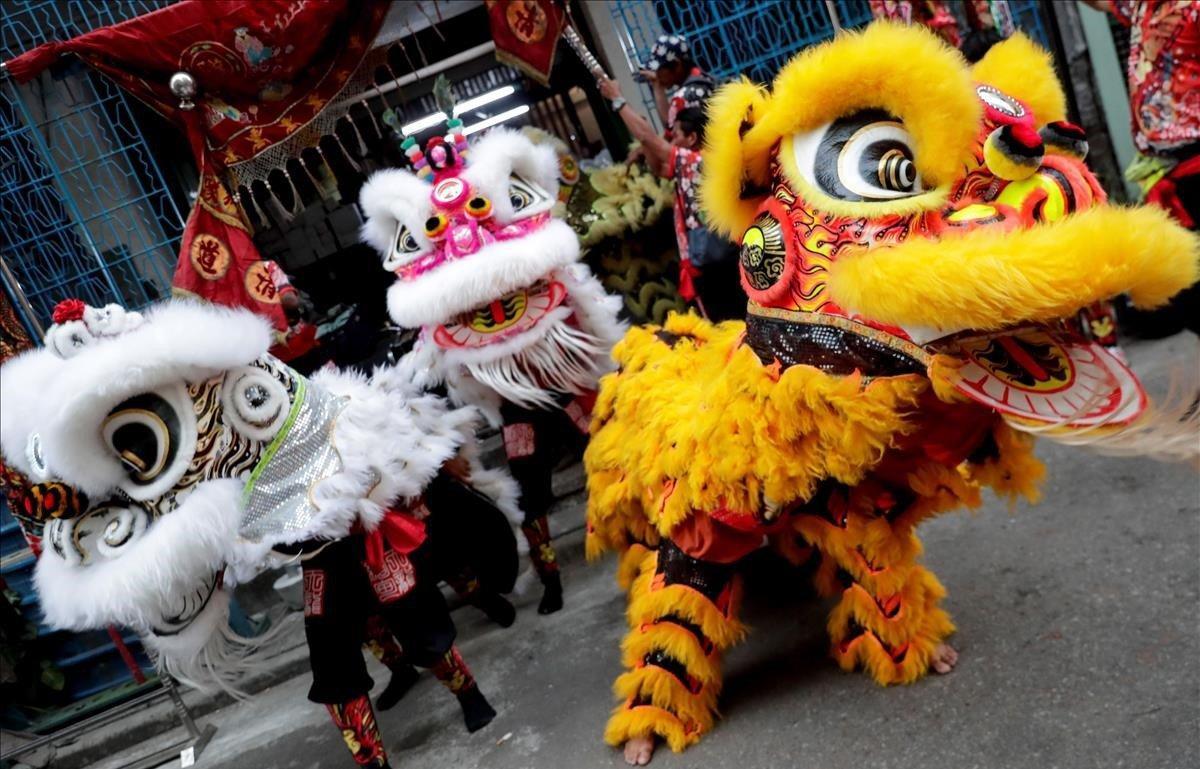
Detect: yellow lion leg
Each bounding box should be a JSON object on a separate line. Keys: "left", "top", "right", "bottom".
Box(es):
{"left": 605, "top": 542, "right": 745, "bottom": 753}
{"left": 798, "top": 501, "right": 955, "bottom": 685}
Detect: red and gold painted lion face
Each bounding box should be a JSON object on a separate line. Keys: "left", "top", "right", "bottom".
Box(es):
{"left": 702, "top": 23, "right": 1197, "bottom": 355}
{"left": 699, "top": 23, "right": 1197, "bottom": 436}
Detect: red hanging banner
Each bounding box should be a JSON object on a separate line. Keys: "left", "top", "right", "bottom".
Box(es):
{"left": 5, "top": 1, "right": 388, "bottom": 340}
{"left": 486, "top": 0, "right": 565, "bottom": 85}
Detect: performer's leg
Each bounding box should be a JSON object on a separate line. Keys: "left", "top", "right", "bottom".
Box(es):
{"left": 447, "top": 569, "right": 516, "bottom": 628}
{"left": 376, "top": 554, "right": 497, "bottom": 733}
{"left": 795, "top": 478, "right": 959, "bottom": 685}
{"left": 363, "top": 615, "right": 419, "bottom": 711}
{"left": 302, "top": 539, "right": 389, "bottom": 768}
{"left": 326, "top": 696, "right": 390, "bottom": 769}
{"left": 425, "top": 472, "right": 517, "bottom": 627}
{"left": 501, "top": 402, "right": 564, "bottom": 614}
{"left": 520, "top": 513, "right": 562, "bottom": 614}
{"left": 605, "top": 541, "right": 745, "bottom": 764}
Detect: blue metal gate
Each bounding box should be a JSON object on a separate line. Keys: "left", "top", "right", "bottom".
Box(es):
{"left": 1, "top": 0, "right": 182, "bottom": 726}
{"left": 1, "top": 0, "right": 184, "bottom": 339}
{"left": 609, "top": 0, "right": 1051, "bottom": 122}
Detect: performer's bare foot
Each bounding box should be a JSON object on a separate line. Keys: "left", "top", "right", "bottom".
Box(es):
{"left": 930, "top": 642, "right": 958, "bottom": 674}
{"left": 623, "top": 735, "right": 656, "bottom": 766}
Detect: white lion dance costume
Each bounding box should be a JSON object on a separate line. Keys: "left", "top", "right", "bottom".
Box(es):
{"left": 0, "top": 299, "right": 526, "bottom": 769}
{"left": 359, "top": 124, "right": 626, "bottom": 613}
{"left": 583, "top": 24, "right": 1200, "bottom": 761}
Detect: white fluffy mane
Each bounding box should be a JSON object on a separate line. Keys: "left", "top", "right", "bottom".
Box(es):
{"left": 384, "top": 219, "right": 581, "bottom": 328}
{"left": 39, "top": 301, "right": 272, "bottom": 496}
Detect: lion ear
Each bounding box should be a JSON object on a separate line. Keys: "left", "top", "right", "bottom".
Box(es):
{"left": 971, "top": 32, "right": 1067, "bottom": 126}
{"left": 699, "top": 79, "right": 772, "bottom": 238}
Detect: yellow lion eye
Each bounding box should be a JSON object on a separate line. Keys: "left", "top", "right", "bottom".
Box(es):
{"left": 465, "top": 196, "right": 493, "bottom": 218}
{"left": 424, "top": 213, "right": 449, "bottom": 239}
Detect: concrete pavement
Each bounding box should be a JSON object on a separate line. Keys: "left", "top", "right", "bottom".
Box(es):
{"left": 78, "top": 334, "right": 1200, "bottom": 769}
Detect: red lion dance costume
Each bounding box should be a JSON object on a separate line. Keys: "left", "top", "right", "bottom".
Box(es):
{"left": 584, "top": 24, "right": 1199, "bottom": 762}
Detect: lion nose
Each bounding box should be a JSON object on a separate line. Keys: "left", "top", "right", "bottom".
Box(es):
{"left": 984, "top": 123, "right": 1045, "bottom": 180}
{"left": 448, "top": 222, "right": 481, "bottom": 256}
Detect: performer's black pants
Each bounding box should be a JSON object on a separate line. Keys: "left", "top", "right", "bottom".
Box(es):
{"left": 301, "top": 536, "right": 455, "bottom": 704}
{"left": 499, "top": 398, "right": 586, "bottom": 521}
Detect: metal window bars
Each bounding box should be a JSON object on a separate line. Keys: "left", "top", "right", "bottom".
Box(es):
{"left": 608, "top": 0, "right": 1049, "bottom": 127}
{"left": 1, "top": 0, "right": 185, "bottom": 338}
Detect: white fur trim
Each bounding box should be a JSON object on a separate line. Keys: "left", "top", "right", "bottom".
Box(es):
{"left": 39, "top": 301, "right": 273, "bottom": 497}
{"left": 462, "top": 129, "right": 560, "bottom": 223}
{"left": 557, "top": 263, "right": 628, "bottom": 354}
{"left": 144, "top": 593, "right": 300, "bottom": 698}
{"left": 358, "top": 169, "right": 435, "bottom": 261}
{"left": 308, "top": 366, "right": 476, "bottom": 536}
{"left": 0, "top": 348, "right": 65, "bottom": 478}
{"left": 438, "top": 306, "right": 608, "bottom": 409}
{"left": 34, "top": 478, "right": 244, "bottom": 631}
{"left": 384, "top": 219, "right": 581, "bottom": 328}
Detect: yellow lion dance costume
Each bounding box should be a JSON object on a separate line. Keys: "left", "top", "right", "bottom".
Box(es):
{"left": 584, "top": 23, "right": 1199, "bottom": 758}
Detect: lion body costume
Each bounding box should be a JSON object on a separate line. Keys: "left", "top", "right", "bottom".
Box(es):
{"left": 359, "top": 127, "right": 626, "bottom": 614}
{"left": 584, "top": 25, "right": 1200, "bottom": 754}
{"left": 0, "top": 300, "right": 527, "bottom": 768}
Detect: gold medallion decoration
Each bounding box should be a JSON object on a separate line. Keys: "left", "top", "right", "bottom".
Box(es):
{"left": 244, "top": 260, "right": 281, "bottom": 304}
{"left": 178, "top": 41, "right": 246, "bottom": 81}
{"left": 189, "top": 234, "right": 231, "bottom": 280}
{"left": 740, "top": 211, "right": 786, "bottom": 293}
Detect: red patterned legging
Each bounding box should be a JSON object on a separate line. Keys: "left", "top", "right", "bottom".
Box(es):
{"left": 430, "top": 646, "right": 476, "bottom": 695}
{"left": 326, "top": 695, "right": 388, "bottom": 768}
{"left": 521, "top": 516, "right": 559, "bottom": 579}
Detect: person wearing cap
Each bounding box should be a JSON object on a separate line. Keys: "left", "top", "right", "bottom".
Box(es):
{"left": 640, "top": 34, "right": 716, "bottom": 136}
{"left": 596, "top": 37, "right": 741, "bottom": 321}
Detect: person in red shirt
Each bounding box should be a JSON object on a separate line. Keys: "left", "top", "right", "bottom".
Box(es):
{"left": 597, "top": 51, "right": 742, "bottom": 321}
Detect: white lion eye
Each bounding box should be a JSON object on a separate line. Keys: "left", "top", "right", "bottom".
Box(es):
{"left": 25, "top": 433, "right": 49, "bottom": 481}
{"left": 384, "top": 223, "right": 430, "bottom": 271}
{"left": 791, "top": 108, "right": 927, "bottom": 202}
{"left": 101, "top": 384, "right": 196, "bottom": 502}
{"left": 505, "top": 174, "right": 553, "bottom": 220}
{"left": 221, "top": 366, "right": 290, "bottom": 441}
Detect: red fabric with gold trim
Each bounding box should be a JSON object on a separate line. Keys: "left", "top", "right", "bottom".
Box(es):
{"left": 5, "top": 1, "right": 386, "bottom": 331}
{"left": 486, "top": 0, "right": 565, "bottom": 86}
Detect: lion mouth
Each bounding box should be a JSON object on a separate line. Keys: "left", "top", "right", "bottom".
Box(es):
{"left": 151, "top": 570, "right": 221, "bottom": 636}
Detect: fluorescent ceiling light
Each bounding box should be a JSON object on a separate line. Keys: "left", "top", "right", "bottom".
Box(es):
{"left": 402, "top": 111, "right": 448, "bottom": 136}
{"left": 463, "top": 104, "right": 531, "bottom": 136}
{"left": 454, "top": 85, "right": 516, "bottom": 115}
{"left": 401, "top": 85, "right": 519, "bottom": 136}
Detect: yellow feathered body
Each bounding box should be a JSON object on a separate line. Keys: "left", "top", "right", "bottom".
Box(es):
{"left": 587, "top": 21, "right": 1199, "bottom": 753}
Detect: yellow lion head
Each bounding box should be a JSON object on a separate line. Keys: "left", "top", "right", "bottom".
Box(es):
{"left": 701, "top": 23, "right": 1198, "bottom": 341}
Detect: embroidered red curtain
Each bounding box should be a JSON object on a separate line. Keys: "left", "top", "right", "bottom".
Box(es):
{"left": 5, "top": 0, "right": 387, "bottom": 336}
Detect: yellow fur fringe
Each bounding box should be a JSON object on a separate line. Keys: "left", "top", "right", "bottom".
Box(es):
{"left": 827, "top": 205, "right": 1200, "bottom": 332}
{"left": 604, "top": 702, "right": 696, "bottom": 753}
{"left": 621, "top": 621, "right": 722, "bottom": 687}
{"left": 585, "top": 314, "right": 928, "bottom": 550}
{"left": 971, "top": 32, "right": 1067, "bottom": 126}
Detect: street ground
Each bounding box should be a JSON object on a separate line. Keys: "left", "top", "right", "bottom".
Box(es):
{"left": 82, "top": 334, "right": 1200, "bottom": 769}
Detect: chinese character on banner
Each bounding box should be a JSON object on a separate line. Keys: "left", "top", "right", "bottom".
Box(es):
{"left": 486, "top": 0, "right": 565, "bottom": 85}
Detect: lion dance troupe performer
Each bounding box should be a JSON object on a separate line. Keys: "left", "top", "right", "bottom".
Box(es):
{"left": 0, "top": 299, "right": 525, "bottom": 769}
{"left": 359, "top": 125, "right": 627, "bottom": 614}
{"left": 583, "top": 24, "right": 1200, "bottom": 765}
